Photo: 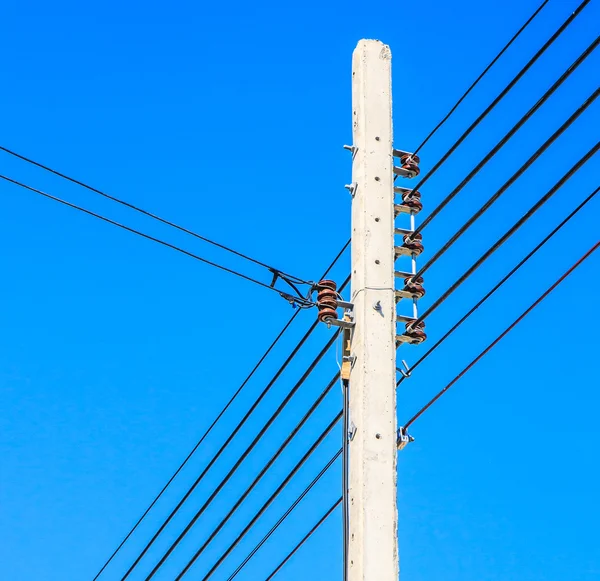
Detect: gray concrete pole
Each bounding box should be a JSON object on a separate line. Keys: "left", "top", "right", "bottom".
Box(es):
{"left": 348, "top": 40, "right": 398, "bottom": 581}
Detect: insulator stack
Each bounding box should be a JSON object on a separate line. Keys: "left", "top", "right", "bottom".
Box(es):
{"left": 401, "top": 232, "right": 424, "bottom": 256}
{"left": 401, "top": 189, "right": 423, "bottom": 212}
{"left": 316, "top": 279, "right": 339, "bottom": 323}
{"left": 393, "top": 148, "right": 427, "bottom": 346}
{"left": 404, "top": 320, "right": 427, "bottom": 344}
{"left": 399, "top": 153, "right": 420, "bottom": 178}
{"left": 403, "top": 275, "right": 425, "bottom": 299}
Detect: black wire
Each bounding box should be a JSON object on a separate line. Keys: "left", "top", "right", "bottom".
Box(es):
{"left": 415, "top": 137, "right": 599, "bottom": 326}
{"left": 399, "top": 0, "right": 591, "bottom": 193}
{"left": 90, "top": 257, "right": 349, "bottom": 580}
{"left": 341, "top": 378, "right": 349, "bottom": 581}
{"left": 412, "top": 87, "right": 599, "bottom": 291}
{"left": 141, "top": 333, "right": 341, "bottom": 580}
{"left": 410, "top": 35, "right": 600, "bottom": 239}
{"left": 225, "top": 448, "right": 343, "bottom": 581}
{"left": 264, "top": 498, "right": 342, "bottom": 581}
{"left": 170, "top": 373, "right": 340, "bottom": 579}
{"left": 0, "top": 144, "right": 312, "bottom": 285}
{"left": 0, "top": 174, "right": 314, "bottom": 304}
{"left": 412, "top": 0, "right": 551, "bottom": 157}
{"left": 190, "top": 409, "right": 343, "bottom": 581}
{"left": 397, "top": 184, "right": 600, "bottom": 387}
{"left": 403, "top": 240, "right": 600, "bottom": 430}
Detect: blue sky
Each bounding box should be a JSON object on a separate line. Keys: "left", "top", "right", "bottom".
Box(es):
{"left": 0, "top": 0, "right": 599, "bottom": 580}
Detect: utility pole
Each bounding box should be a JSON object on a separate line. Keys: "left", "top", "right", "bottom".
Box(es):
{"left": 347, "top": 39, "right": 398, "bottom": 581}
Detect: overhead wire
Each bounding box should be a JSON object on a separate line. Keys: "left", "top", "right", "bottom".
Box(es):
{"left": 264, "top": 498, "right": 342, "bottom": 581}
{"left": 412, "top": 0, "right": 551, "bottom": 156}
{"left": 224, "top": 448, "right": 343, "bottom": 581}
{"left": 410, "top": 35, "right": 600, "bottom": 240}
{"left": 399, "top": 0, "right": 592, "bottom": 194}
{"left": 336, "top": 0, "right": 593, "bottom": 265}
{"left": 159, "top": 374, "right": 341, "bottom": 580}
{"left": 414, "top": 137, "right": 600, "bottom": 326}
{"left": 397, "top": 184, "right": 600, "bottom": 387}
{"left": 186, "top": 410, "right": 343, "bottom": 581}
{"left": 135, "top": 336, "right": 342, "bottom": 580}
{"left": 90, "top": 245, "right": 349, "bottom": 581}
{"left": 403, "top": 240, "right": 600, "bottom": 431}
{"left": 0, "top": 144, "right": 310, "bottom": 286}
{"left": 0, "top": 174, "right": 315, "bottom": 306}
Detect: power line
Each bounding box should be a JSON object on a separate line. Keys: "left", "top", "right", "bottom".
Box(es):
{"left": 401, "top": 0, "right": 591, "bottom": 194}
{"left": 411, "top": 35, "right": 599, "bottom": 239}
{"left": 264, "top": 498, "right": 342, "bottom": 581}
{"left": 336, "top": 1, "right": 592, "bottom": 268}
{"left": 397, "top": 184, "right": 600, "bottom": 387}
{"left": 187, "top": 410, "right": 343, "bottom": 581}
{"left": 0, "top": 144, "right": 310, "bottom": 286}
{"left": 403, "top": 240, "right": 600, "bottom": 431}
{"left": 165, "top": 373, "right": 341, "bottom": 580}
{"left": 90, "top": 246, "right": 349, "bottom": 581}
{"left": 415, "top": 138, "right": 599, "bottom": 325}
{"left": 412, "top": 0, "right": 551, "bottom": 156}
{"left": 0, "top": 174, "right": 315, "bottom": 306}
{"left": 131, "top": 332, "right": 342, "bottom": 580}
{"left": 225, "top": 448, "right": 342, "bottom": 581}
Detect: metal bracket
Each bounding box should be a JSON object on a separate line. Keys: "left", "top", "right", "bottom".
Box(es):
{"left": 396, "top": 427, "right": 414, "bottom": 450}
{"left": 396, "top": 360, "right": 411, "bottom": 378}
{"left": 348, "top": 421, "right": 357, "bottom": 442}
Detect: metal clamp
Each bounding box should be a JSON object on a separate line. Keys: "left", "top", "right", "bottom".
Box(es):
{"left": 396, "top": 426, "right": 414, "bottom": 450}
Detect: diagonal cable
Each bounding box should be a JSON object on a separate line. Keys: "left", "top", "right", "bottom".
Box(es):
{"left": 264, "top": 498, "right": 342, "bottom": 581}
{"left": 138, "top": 335, "right": 341, "bottom": 580}
{"left": 399, "top": 0, "right": 592, "bottom": 193}
{"left": 90, "top": 243, "right": 348, "bottom": 580}
{"left": 397, "top": 184, "right": 599, "bottom": 387}
{"left": 0, "top": 144, "right": 308, "bottom": 284}
{"left": 410, "top": 35, "right": 599, "bottom": 239}
{"left": 414, "top": 138, "right": 599, "bottom": 325}
{"left": 0, "top": 174, "right": 314, "bottom": 304}
{"left": 403, "top": 240, "right": 600, "bottom": 430}
{"left": 412, "top": 0, "right": 551, "bottom": 156}
{"left": 183, "top": 409, "right": 343, "bottom": 580}
{"left": 224, "top": 448, "right": 342, "bottom": 581}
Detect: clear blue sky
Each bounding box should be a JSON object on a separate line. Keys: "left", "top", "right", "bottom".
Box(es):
{"left": 0, "top": 0, "right": 599, "bottom": 579}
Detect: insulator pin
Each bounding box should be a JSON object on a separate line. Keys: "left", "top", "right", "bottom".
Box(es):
{"left": 317, "top": 279, "right": 339, "bottom": 323}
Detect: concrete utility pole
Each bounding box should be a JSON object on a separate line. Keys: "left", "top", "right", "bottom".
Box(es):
{"left": 348, "top": 39, "right": 399, "bottom": 581}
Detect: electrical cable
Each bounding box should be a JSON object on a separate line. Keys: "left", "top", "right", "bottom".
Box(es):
{"left": 90, "top": 251, "right": 349, "bottom": 580}
{"left": 415, "top": 138, "right": 599, "bottom": 325}
{"left": 411, "top": 35, "right": 600, "bottom": 239}
{"left": 397, "top": 184, "right": 600, "bottom": 387}
{"left": 341, "top": 377, "right": 349, "bottom": 581}
{"left": 138, "top": 335, "right": 342, "bottom": 581}
{"left": 399, "top": 0, "right": 591, "bottom": 193}
{"left": 164, "top": 373, "right": 340, "bottom": 580}
{"left": 0, "top": 174, "right": 314, "bottom": 306}
{"left": 403, "top": 240, "right": 600, "bottom": 431}
{"left": 264, "top": 497, "right": 342, "bottom": 581}
{"left": 224, "top": 448, "right": 343, "bottom": 581}
{"left": 336, "top": 2, "right": 592, "bottom": 268}
{"left": 412, "top": 0, "right": 551, "bottom": 156}
{"left": 188, "top": 410, "right": 343, "bottom": 581}
{"left": 0, "top": 144, "right": 310, "bottom": 286}
{"left": 415, "top": 88, "right": 599, "bottom": 282}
